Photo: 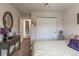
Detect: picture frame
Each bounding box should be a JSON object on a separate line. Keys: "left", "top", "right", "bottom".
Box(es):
{"left": 77, "top": 13, "right": 79, "bottom": 24}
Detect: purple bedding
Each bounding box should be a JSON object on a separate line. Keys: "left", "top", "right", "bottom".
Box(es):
{"left": 68, "top": 39, "right": 79, "bottom": 51}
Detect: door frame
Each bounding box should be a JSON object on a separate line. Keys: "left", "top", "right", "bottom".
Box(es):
{"left": 23, "top": 19, "right": 31, "bottom": 38}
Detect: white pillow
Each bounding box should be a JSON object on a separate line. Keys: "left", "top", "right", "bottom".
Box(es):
{"left": 67, "top": 34, "right": 75, "bottom": 40}
{"left": 66, "top": 34, "right": 75, "bottom": 44}
{"left": 74, "top": 35, "right": 79, "bottom": 40}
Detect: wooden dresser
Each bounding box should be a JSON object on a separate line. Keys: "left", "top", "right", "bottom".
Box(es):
{"left": 0, "top": 35, "right": 20, "bottom": 56}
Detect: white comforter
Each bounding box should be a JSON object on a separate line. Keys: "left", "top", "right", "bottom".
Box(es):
{"left": 32, "top": 40, "right": 79, "bottom": 56}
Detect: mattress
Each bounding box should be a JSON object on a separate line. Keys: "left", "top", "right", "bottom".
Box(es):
{"left": 32, "top": 40, "right": 79, "bottom": 56}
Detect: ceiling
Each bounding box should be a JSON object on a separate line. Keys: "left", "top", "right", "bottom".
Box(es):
{"left": 10, "top": 3, "right": 77, "bottom": 14}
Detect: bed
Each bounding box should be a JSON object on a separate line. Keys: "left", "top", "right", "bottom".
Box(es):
{"left": 32, "top": 40, "right": 79, "bottom": 56}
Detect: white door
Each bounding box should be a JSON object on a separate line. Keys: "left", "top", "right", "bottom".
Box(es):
{"left": 36, "top": 18, "right": 57, "bottom": 40}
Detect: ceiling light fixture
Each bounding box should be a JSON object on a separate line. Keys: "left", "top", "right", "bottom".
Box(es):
{"left": 44, "top": 3, "right": 49, "bottom": 8}
{"left": 44, "top": 3, "right": 48, "bottom": 6}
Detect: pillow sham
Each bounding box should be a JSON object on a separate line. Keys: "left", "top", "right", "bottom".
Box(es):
{"left": 68, "top": 39, "right": 79, "bottom": 51}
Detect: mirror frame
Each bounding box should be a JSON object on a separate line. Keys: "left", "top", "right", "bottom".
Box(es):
{"left": 3, "top": 12, "right": 13, "bottom": 31}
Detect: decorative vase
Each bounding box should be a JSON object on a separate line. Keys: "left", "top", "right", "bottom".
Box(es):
{"left": 3, "top": 34, "right": 7, "bottom": 42}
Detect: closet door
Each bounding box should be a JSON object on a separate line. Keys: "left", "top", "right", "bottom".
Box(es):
{"left": 36, "top": 18, "right": 57, "bottom": 40}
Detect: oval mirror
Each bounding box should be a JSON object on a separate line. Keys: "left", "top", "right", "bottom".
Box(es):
{"left": 3, "top": 12, "right": 13, "bottom": 31}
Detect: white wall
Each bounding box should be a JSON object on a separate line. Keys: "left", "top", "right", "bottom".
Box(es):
{"left": 63, "top": 4, "right": 79, "bottom": 39}
{"left": 20, "top": 18, "right": 24, "bottom": 43}
{"left": 0, "top": 4, "right": 20, "bottom": 41}
{"left": 31, "top": 11, "right": 63, "bottom": 40}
